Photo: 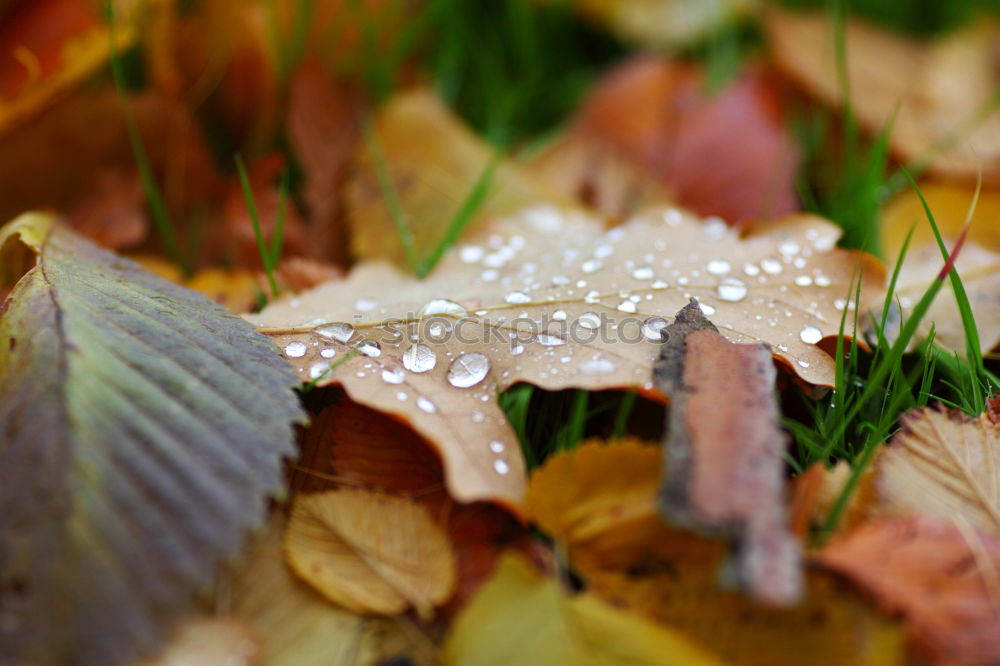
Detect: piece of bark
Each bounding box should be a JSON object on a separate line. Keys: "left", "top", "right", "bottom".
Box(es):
{"left": 656, "top": 299, "right": 802, "bottom": 605}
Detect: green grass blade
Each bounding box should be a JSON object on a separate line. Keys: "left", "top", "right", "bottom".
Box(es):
{"left": 416, "top": 153, "right": 500, "bottom": 278}
{"left": 611, "top": 390, "right": 637, "bottom": 439}
{"left": 108, "top": 9, "right": 186, "bottom": 275}
{"left": 234, "top": 154, "right": 280, "bottom": 299}
{"left": 270, "top": 169, "right": 290, "bottom": 268}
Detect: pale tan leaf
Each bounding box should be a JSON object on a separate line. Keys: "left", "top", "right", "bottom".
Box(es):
{"left": 229, "top": 514, "right": 437, "bottom": 666}
{"left": 881, "top": 184, "right": 1000, "bottom": 353}
{"left": 766, "top": 10, "right": 1000, "bottom": 184}
{"left": 137, "top": 618, "right": 258, "bottom": 666}
{"left": 284, "top": 489, "right": 457, "bottom": 618}
{"left": 877, "top": 405, "right": 1000, "bottom": 535}
{"left": 442, "top": 554, "right": 725, "bottom": 666}
{"left": 250, "top": 205, "right": 880, "bottom": 509}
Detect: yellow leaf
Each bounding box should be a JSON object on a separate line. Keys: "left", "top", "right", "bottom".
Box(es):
{"left": 876, "top": 405, "right": 1000, "bottom": 535}
{"left": 284, "top": 488, "right": 458, "bottom": 618}
{"left": 442, "top": 554, "right": 724, "bottom": 666}
{"left": 230, "top": 513, "right": 437, "bottom": 666}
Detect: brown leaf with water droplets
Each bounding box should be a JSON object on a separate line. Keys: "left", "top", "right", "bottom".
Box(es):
{"left": 250, "top": 204, "right": 880, "bottom": 510}
{"left": 816, "top": 515, "right": 1000, "bottom": 666}
{"left": 284, "top": 488, "right": 457, "bottom": 618}
{"left": 876, "top": 404, "right": 1000, "bottom": 535}
{"left": 766, "top": 10, "right": 1000, "bottom": 184}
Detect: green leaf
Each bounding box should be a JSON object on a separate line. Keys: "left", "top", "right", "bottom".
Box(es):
{"left": 0, "top": 213, "right": 305, "bottom": 666}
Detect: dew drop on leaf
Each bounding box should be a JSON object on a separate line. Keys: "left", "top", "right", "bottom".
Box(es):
{"left": 504, "top": 291, "right": 531, "bottom": 304}
{"left": 536, "top": 334, "right": 566, "bottom": 347}
{"left": 493, "top": 459, "right": 510, "bottom": 475}
{"left": 642, "top": 317, "right": 668, "bottom": 340}
{"left": 381, "top": 365, "right": 405, "bottom": 384}
{"left": 417, "top": 396, "right": 437, "bottom": 413}
{"left": 284, "top": 341, "right": 307, "bottom": 358}
{"left": 357, "top": 340, "right": 381, "bottom": 357}
{"left": 578, "top": 312, "right": 601, "bottom": 329}
{"left": 402, "top": 344, "right": 437, "bottom": 373}
{"left": 315, "top": 323, "right": 355, "bottom": 343}
{"left": 799, "top": 326, "right": 823, "bottom": 344}
{"left": 447, "top": 353, "right": 491, "bottom": 389}
{"left": 419, "top": 298, "right": 468, "bottom": 318}
{"left": 717, "top": 279, "right": 748, "bottom": 302}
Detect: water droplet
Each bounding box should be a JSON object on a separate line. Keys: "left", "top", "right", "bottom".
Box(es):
{"left": 799, "top": 326, "right": 823, "bottom": 344}
{"left": 699, "top": 302, "right": 717, "bottom": 316}
{"left": 651, "top": 280, "right": 669, "bottom": 289}
{"left": 381, "top": 366, "right": 405, "bottom": 384}
{"left": 472, "top": 410, "right": 486, "bottom": 423}
{"left": 578, "top": 312, "right": 601, "bottom": 329}
{"left": 459, "top": 245, "right": 484, "bottom": 263}
{"left": 552, "top": 309, "right": 567, "bottom": 321}
{"left": 510, "top": 341, "right": 525, "bottom": 355}
{"left": 580, "top": 358, "right": 617, "bottom": 374}
{"left": 743, "top": 263, "right": 761, "bottom": 277}
{"left": 505, "top": 291, "right": 531, "bottom": 304}
{"left": 794, "top": 275, "right": 812, "bottom": 287}
{"left": 489, "top": 440, "right": 505, "bottom": 453}
{"left": 797, "top": 360, "right": 810, "bottom": 368}
{"left": 493, "top": 459, "right": 510, "bottom": 475}
{"left": 419, "top": 298, "right": 467, "bottom": 317}
{"left": 357, "top": 340, "right": 381, "bottom": 357}
{"left": 396, "top": 391, "right": 407, "bottom": 401}
{"left": 642, "top": 317, "right": 668, "bottom": 340}
{"left": 780, "top": 241, "right": 800, "bottom": 256}
{"left": 617, "top": 300, "right": 637, "bottom": 313}
{"left": 761, "top": 259, "right": 783, "bottom": 275}
{"left": 403, "top": 344, "right": 437, "bottom": 373}
{"left": 316, "top": 323, "right": 355, "bottom": 343}
{"left": 581, "top": 259, "right": 603, "bottom": 273}
{"left": 417, "top": 397, "right": 437, "bottom": 413}
{"left": 481, "top": 269, "right": 499, "bottom": 282}
{"left": 309, "top": 362, "right": 330, "bottom": 379}
{"left": 814, "top": 275, "right": 831, "bottom": 287}
{"left": 632, "top": 266, "right": 655, "bottom": 280}
{"left": 447, "top": 353, "right": 491, "bottom": 388}
{"left": 706, "top": 259, "right": 731, "bottom": 275}
{"left": 320, "top": 348, "right": 336, "bottom": 359}
{"left": 716, "top": 279, "right": 748, "bottom": 303}
{"left": 584, "top": 290, "right": 601, "bottom": 304}
{"left": 355, "top": 298, "right": 378, "bottom": 312}
{"left": 537, "top": 334, "right": 566, "bottom": 347}
{"left": 284, "top": 341, "right": 307, "bottom": 358}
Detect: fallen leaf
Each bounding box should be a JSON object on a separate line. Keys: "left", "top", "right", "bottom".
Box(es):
{"left": 566, "top": 0, "right": 757, "bottom": 48}
{"left": 567, "top": 57, "right": 801, "bottom": 224}
{"left": 0, "top": 213, "right": 304, "bottom": 666}
{"left": 442, "top": 553, "right": 725, "bottom": 666}
{"left": 816, "top": 514, "right": 1000, "bottom": 666}
{"left": 876, "top": 405, "right": 1000, "bottom": 535}
{"left": 230, "top": 513, "right": 437, "bottom": 666}
{"left": 251, "top": 205, "right": 879, "bottom": 509}
{"left": 526, "top": 443, "right": 903, "bottom": 665}
{"left": 656, "top": 301, "right": 802, "bottom": 605}
{"left": 66, "top": 169, "right": 147, "bottom": 250}
{"left": 185, "top": 267, "right": 260, "bottom": 314}
{"left": 881, "top": 183, "right": 1000, "bottom": 353}
{"left": 293, "top": 395, "right": 529, "bottom": 613}
{"left": 284, "top": 488, "right": 457, "bottom": 618}
{"left": 765, "top": 10, "right": 1000, "bottom": 184}
{"left": 270, "top": 257, "right": 343, "bottom": 294}
{"left": 346, "top": 89, "right": 575, "bottom": 267}
{"left": 137, "top": 618, "right": 258, "bottom": 666}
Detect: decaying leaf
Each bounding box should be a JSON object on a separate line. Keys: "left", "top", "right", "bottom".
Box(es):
{"left": 526, "top": 443, "right": 903, "bottom": 665}
{"left": 442, "top": 554, "right": 724, "bottom": 666}
{"left": 562, "top": 57, "right": 801, "bottom": 224}
{"left": 656, "top": 301, "right": 801, "bottom": 605}
{"left": 251, "top": 204, "right": 879, "bottom": 509}
{"left": 565, "top": 0, "right": 757, "bottom": 48}
{"left": 346, "top": 90, "right": 575, "bottom": 267}
{"left": 766, "top": 10, "right": 1000, "bottom": 183}
{"left": 881, "top": 183, "right": 1000, "bottom": 353}
{"left": 137, "top": 618, "right": 258, "bottom": 666}
{"left": 230, "top": 514, "right": 437, "bottom": 666}
{"left": 816, "top": 515, "right": 1000, "bottom": 666}
{"left": 284, "top": 488, "right": 458, "bottom": 618}
{"left": 0, "top": 214, "right": 304, "bottom": 666}
{"left": 876, "top": 405, "right": 1000, "bottom": 534}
